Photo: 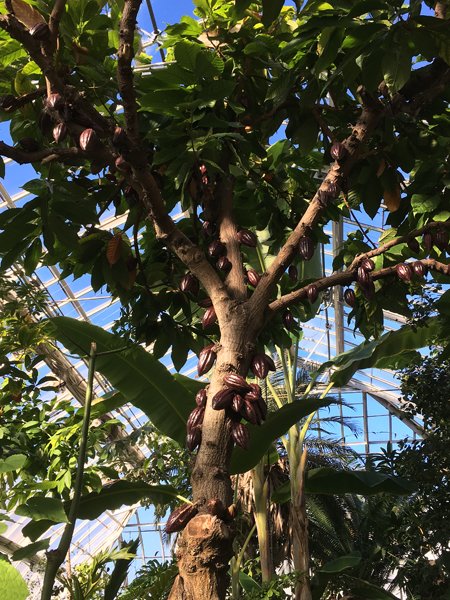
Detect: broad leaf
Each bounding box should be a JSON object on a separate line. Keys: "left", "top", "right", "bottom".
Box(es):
{"left": 262, "top": 0, "right": 285, "bottom": 27}
{"left": 0, "top": 561, "right": 28, "bottom": 600}
{"left": 49, "top": 317, "right": 196, "bottom": 446}
{"left": 272, "top": 468, "right": 414, "bottom": 503}
{"left": 0, "top": 454, "right": 27, "bottom": 473}
{"left": 15, "top": 496, "right": 68, "bottom": 523}
{"left": 104, "top": 538, "right": 139, "bottom": 600}
{"left": 12, "top": 538, "right": 50, "bottom": 561}
{"left": 318, "top": 552, "right": 362, "bottom": 573}
{"left": 315, "top": 317, "right": 441, "bottom": 386}
{"left": 230, "top": 397, "right": 333, "bottom": 474}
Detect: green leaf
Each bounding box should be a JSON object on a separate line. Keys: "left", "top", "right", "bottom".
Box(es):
{"left": 174, "top": 40, "right": 202, "bottom": 72}
{"left": 262, "top": 0, "right": 285, "bottom": 27}
{"left": 0, "top": 454, "right": 27, "bottom": 473}
{"left": 15, "top": 496, "right": 68, "bottom": 523}
{"left": 49, "top": 317, "right": 196, "bottom": 446}
{"left": 23, "top": 237, "right": 42, "bottom": 275}
{"left": 239, "top": 570, "right": 262, "bottom": 592}
{"left": 315, "top": 317, "right": 441, "bottom": 386}
{"left": 411, "top": 194, "right": 440, "bottom": 215}
{"left": 11, "top": 538, "right": 50, "bottom": 561}
{"left": 318, "top": 552, "right": 362, "bottom": 573}
{"left": 0, "top": 561, "right": 28, "bottom": 600}
{"left": 272, "top": 468, "right": 415, "bottom": 503}
{"left": 382, "top": 43, "right": 412, "bottom": 93}
{"left": 104, "top": 538, "right": 139, "bottom": 600}
{"left": 230, "top": 397, "right": 333, "bottom": 474}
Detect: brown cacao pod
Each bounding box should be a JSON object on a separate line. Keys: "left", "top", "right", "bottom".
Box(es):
{"left": 237, "top": 229, "right": 257, "bottom": 247}
{"left": 396, "top": 263, "right": 413, "bottom": 282}
{"left": 306, "top": 284, "right": 319, "bottom": 303}
{"left": 359, "top": 279, "right": 375, "bottom": 300}
{"left": 217, "top": 256, "right": 232, "bottom": 272}
{"left": 412, "top": 261, "right": 427, "bottom": 278}
{"left": 79, "top": 128, "right": 98, "bottom": 152}
{"left": 423, "top": 232, "right": 433, "bottom": 252}
{"left": 52, "top": 122, "right": 67, "bottom": 143}
{"left": 186, "top": 426, "right": 202, "bottom": 451}
{"left": 115, "top": 155, "right": 131, "bottom": 173}
{"left": 343, "top": 288, "right": 356, "bottom": 307}
{"left": 198, "top": 297, "right": 213, "bottom": 308}
{"left": 46, "top": 93, "right": 64, "bottom": 110}
{"left": 180, "top": 273, "right": 199, "bottom": 295}
{"left": 208, "top": 240, "right": 226, "bottom": 258}
{"left": 29, "top": 22, "right": 50, "bottom": 41}
{"left": 288, "top": 264, "right": 298, "bottom": 282}
{"left": 256, "top": 396, "right": 268, "bottom": 420}
{"left": 197, "top": 344, "right": 216, "bottom": 376}
{"left": 165, "top": 503, "right": 198, "bottom": 533}
{"left": 361, "top": 258, "right": 375, "bottom": 272}
{"left": 231, "top": 422, "right": 250, "bottom": 449}
{"left": 242, "top": 399, "right": 259, "bottom": 425}
{"left": 250, "top": 382, "right": 262, "bottom": 396}
{"left": 212, "top": 388, "right": 235, "bottom": 410}
{"left": 434, "top": 229, "right": 449, "bottom": 251}
{"left": 246, "top": 269, "right": 260, "bottom": 287}
{"left": 195, "top": 388, "right": 207, "bottom": 407}
{"left": 298, "top": 236, "right": 314, "bottom": 261}
{"left": 187, "top": 406, "right": 205, "bottom": 431}
{"left": 407, "top": 238, "right": 420, "bottom": 254}
{"left": 223, "top": 373, "right": 251, "bottom": 392}
{"left": 202, "top": 306, "right": 217, "bottom": 329}
{"left": 251, "top": 354, "right": 269, "bottom": 379}
{"left": 202, "top": 220, "right": 216, "bottom": 237}
{"left": 232, "top": 393, "right": 244, "bottom": 413}
{"left": 282, "top": 310, "right": 295, "bottom": 330}
{"left": 330, "top": 142, "right": 347, "bottom": 161}
{"left": 357, "top": 266, "right": 370, "bottom": 285}
{"left": 112, "top": 126, "right": 129, "bottom": 148}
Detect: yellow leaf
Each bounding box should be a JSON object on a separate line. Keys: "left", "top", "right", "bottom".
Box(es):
{"left": 384, "top": 185, "right": 401, "bottom": 212}
{"left": 11, "top": 0, "right": 46, "bottom": 29}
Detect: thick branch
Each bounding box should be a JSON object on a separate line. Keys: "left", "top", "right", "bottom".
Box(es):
{"left": 0, "top": 140, "right": 82, "bottom": 164}
{"left": 117, "top": 0, "right": 142, "bottom": 146}
{"left": 0, "top": 87, "right": 45, "bottom": 112}
{"left": 268, "top": 259, "right": 449, "bottom": 314}
{"left": 218, "top": 176, "right": 247, "bottom": 301}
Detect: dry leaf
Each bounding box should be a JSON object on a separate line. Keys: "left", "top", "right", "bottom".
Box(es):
{"left": 384, "top": 185, "right": 401, "bottom": 212}
{"left": 106, "top": 234, "right": 122, "bottom": 266}
{"left": 376, "top": 158, "right": 386, "bottom": 178}
{"left": 11, "top": 0, "right": 46, "bottom": 29}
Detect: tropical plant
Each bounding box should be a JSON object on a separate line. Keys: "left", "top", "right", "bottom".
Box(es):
{"left": 0, "top": 1, "right": 449, "bottom": 599}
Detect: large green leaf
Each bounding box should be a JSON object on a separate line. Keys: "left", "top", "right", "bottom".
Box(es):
{"left": 15, "top": 496, "right": 68, "bottom": 523}
{"left": 272, "top": 468, "right": 414, "bottom": 503}
{"left": 0, "top": 561, "right": 28, "bottom": 600}
{"left": 230, "top": 398, "right": 333, "bottom": 474}
{"left": 318, "top": 552, "right": 361, "bottom": 573}
{"left": 49, "top": 317, "right": 196, "bottom": 446}
{"left": 22, "top": 481, "right": 186, "bottom": 542}
{"left": 262, "top": 0, "right": 285, "bottom": 27}
{"left": 0, "top": 454, "right": 27, "bottom": 473}
{"left": 315, "top": 317, "right": 441, "bottom": 386}
{"left": 11, "top": 538, "right": 50, "bottom": 561}
{"left": 104, "top": 538, "right": 139, "bottom": 600}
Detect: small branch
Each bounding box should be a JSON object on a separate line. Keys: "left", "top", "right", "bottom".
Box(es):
{"left": 40, "top": 342, "right": 97, "bottom": 600}
{"left": 218, "top": 176, "right": 247, "bottom": 300}
{"left": 0, "top": 87, "right": 46, "bottom": 112}
{"left": 117, "top": 0, "right": 142, "bottom": 146}
{"left": 312, "top": 106, "right": 335, "bottom": 142}
{"left": 48, "top": 0, "right": 67, "bottom": 52}
{"left": 0, "top": 140, "right": 82, "bottom": 164}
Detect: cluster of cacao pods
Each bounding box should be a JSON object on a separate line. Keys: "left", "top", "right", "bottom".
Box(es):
{"left": 186, "top": 401, "right": 205, "bottom": 451}
{"left": 396, "top": 261, "right": 427, "bottom": 282}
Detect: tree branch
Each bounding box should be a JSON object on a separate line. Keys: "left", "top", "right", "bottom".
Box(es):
{"left": 0, "top": 87, "right": 45, "bottom": 112}
{"left": 117, "top": 0, "right": 142, "bottom": 147}
{"left": 0, "top": 140, "right": 82, "bottom": 164}
{"left": 48, "top": 0, "right": 67, "bottom": 52}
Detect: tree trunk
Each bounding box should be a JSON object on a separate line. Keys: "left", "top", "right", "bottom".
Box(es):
{"left": 291, "top": 445, "right": 312, "bottom": 600}
{"left": 252, "top": 461, "right": 273, "bottom": 582}
{"left": 169, "top": 307, "right": 258, "bottom": 600}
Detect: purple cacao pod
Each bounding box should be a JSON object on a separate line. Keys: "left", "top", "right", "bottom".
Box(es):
{"left": 423, "top": 232, "right": 433, "bottom": 252}
{"left": 306, "top": 284, "right": 319, "bottom": 303}
{"left": 52, "top": 122, "right": 67, "bottom": 143}
{"left": 288, "top": 265, "right": 298, "bottom": 282}
{"left": 231, "top": 422, "right": 250, "bottom": 449}
{"left": 180, "top": 273, "right": 199, "bottom": 296}
{"left": 165, "top": 503, "right": 198, "bottom": 533}
{"left": 250, "top": 383, "right": 262, "bottom": 396}
{"left": 208, "top": 240, "right": 226, "bottom": 258}
{"left": 242, "top": 399, "right": 259, "bottom": 425}
{"left": 407, "top": 238, "right": 420, "bottom": 254}
{"left": 434, "top": 229, "right": 449, "bottom": 251}
{"left": 396, "top": 263, "right": 413, "bottom": 282}
{"left": 197, "top": 344, "right": 216, "bottom": 376}
{"left": 79, "top": 128, "right": 98, "bottom": 152}
{"left": 112, "top": 126, "right": 129, "bottom": 148}
{"left": 256, "top": 396, "right": 268, "bottom": 420}
{"left": 187, "top": 406, "right": 205, "bottom": 431}
{"left": 343, "top": 288, "right": 356, "bottom": 307}
{"left": 357, "top": 266, "right": 370, "bottom": 285}
{"left": 246, "top": 269, "right": 260, "bottom": 287}
{"left": 217, "top": 256, "right": 232, "bottom": 272}
{"left": 232, "top": 393, "right": 244, "bottom": 413}
{"left": 361, "top": 258, "right": 375, "bottom": 272}
{"left": 330, "top": 142, "right": 347, "bottom": 161}
{"left": 46, "top": 93, "right": 65, "bottom": 110}
{"left": 251, "top": 354, "right": 269, "bottom": 379}
{"left": 115, "top": 155, "right": 131, "bottom": 173}
{"left": 198, "top": 297, "right": 213, "bottom": 308}
{"left": 298, "top": 236, "right": 314, "bottom": 261}
{"left": 237, "top": 229, "right": 257, "bottom": 247}
{"left": 186, "top": 426, "right": 202, "bottom": 451}
{"left": 223, "top": 373, "right": 251, "bottom": 392}
{"left": 412, "top": 261, "right": 427, "bottom": 278}
{"left": 29, "top": 22, "right": 50, "bottom": 41}
{"left": 283, "top": 310, "right": 295, "bottom": 330}
{"left": 212, "top": 388, "right": 235, "bottom": 410}
{"left": 195, "top": 388, "right": 207, "bottom": 407}
{"left": 202, "top": 306, "right": 217, "bottom": 329}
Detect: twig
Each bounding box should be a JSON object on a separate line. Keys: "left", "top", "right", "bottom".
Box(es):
{"left": 48, "top": 0, "right": 67, "bottom": 52}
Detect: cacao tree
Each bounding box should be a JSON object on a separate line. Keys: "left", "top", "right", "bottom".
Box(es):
{"left": 0, "top": 1, "right": 450, "bottom": 599}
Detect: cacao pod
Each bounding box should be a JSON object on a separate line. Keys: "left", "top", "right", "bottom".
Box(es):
{"left": 330, "top": 142, "right": 347, "bottom": 161}
{"left": 249, "top": 382, "right": 262, "bottom": 396}
{"left": 232, "top": 393, "right": 244, "bottom": 413}
{"left": 112, "top": 126, "right": 128, "bottom": 148}
{"left": 396, "top": 263, "right": 413, "bottom": 282}
{"left": 52, "top": 122, "right": 67, "bottom": 143}
{"left": 256, "top": 396, "right": 268, "bottom": 420}
{"left": 187, "top": 406, "right": 205, "bottom": 431}
{"left": 202, "top": 220, "right": 216, "bottom": 237}
{"left": 283, "top": 310, "right": 295, "bottom": 330}
{"left": 407, "top": 238, "right": 420, "bottom": 254}
{"left": 202, "top": 306, "right": 217, "bottom": 329}
{"left": 212, "top": 388, "right": 235, "bottom": 410}
{"left": 231, "top": 422, "right": 250, "bottom": 449}
{"left": 217, "top": 256, "right": 232, "bottom": 272}
{"left": 197, "top": 344, "right": 216, "bottom": 376}
{"left": 165, "top": 503, "right": 198, "bottom": 533}
{"left": 412, "top": 261, "right": 427, "bottom": 278}
{"left": 237, "top": 229, "right": 257, "bottom": 247}
{"left": 186, "top": 426, "right": 202, "bottom": 451}
{"left": 115, "top": 155, "right": 131, "bottom": 173}
{"left": 288, "top": 265, "right": 298, "bottom": 282}
{"left": 343, "top": 288, "right": 356, "bottom": 307}
{"left": 195, "top": 388, "right": 207, "bottom": 407}
{"left": 180, "top": 273, "right": 199, "bottom": 296}
{"left": 223, "top": 373, "right": 251, "bottom": 391}
{"left": 245, "top": 390, "right": 260, "bottom": 403}
{"left": 361, "top": 258, "right": 375, "bottom": 272}
{"left": 251, "top": 354, "right": 269, "bottom": 379}
{"left": 242, "top": 400, "right": 260, "bottom": 425}
{"left": 198, "top": 297, "right": 213, "bottom": 308}
{"left": 29, "top": 22, "right": 50, "bottom": 41}
{"left": 246, "top": 269, "right": 260, "bottom": 287}
{"left": 306, "top": 284, "right": 318, "bottom": 303}
{"left": 298, "top": 236, "right": 314, "bottom": 261}
{"left": 434, "top": 229, "right": 449, "bottom": 251}
{"left": 79, "top": 128, "right": 98, "bottom": 152}
{"left": 359, "top": 279, "right": 375, "bottom": 300}
{"left": 46, "top": 93, "right": 64, "bottom": 110}
{"left": 357, "top": 266, "right": 370, "bottom": 285}
{"left": 208, "top": 240, "right": 226, "bottom": 258}
{"left": 423, "top": 232, "right": 433, "bottom": 252}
